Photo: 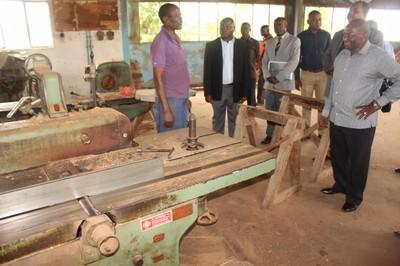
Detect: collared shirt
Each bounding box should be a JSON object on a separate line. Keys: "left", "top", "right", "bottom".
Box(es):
{"left": 322, "top": 41, "right": 400, "bottom": 129}
{"left": 241, "top": 37, "right": 259, "bottom": 79}
{"left": 295, "top": 29, "right": 331, "bottom": 80}
{"left": 221, "top": 38, "right": 235, "bottom": 84}
{"left": 151, "top": 26, "right": 190, "bottom": 98}
{"left": 262, "top": 32, "right": 301, "bottom": 91}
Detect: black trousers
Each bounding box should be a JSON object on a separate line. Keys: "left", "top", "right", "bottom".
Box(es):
{"left": 330, "top": 123, "right": 376, "bottom": 205}
{"left": 247, "top": 78, "right": 257, "bottom": 106}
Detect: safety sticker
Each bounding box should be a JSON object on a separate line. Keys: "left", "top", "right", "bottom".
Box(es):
{"left": 140, "top": 210, "right": 172, "bottom": 232}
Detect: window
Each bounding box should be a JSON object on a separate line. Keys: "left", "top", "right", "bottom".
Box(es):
{"left": 368, "top": 9, "right": 400, "bottom": 42}
{"left": 139, "top": 2, "right": 285, "bottom": 43}
{"left": 303, "top": 6, "right": 400, "bottom": 41}
{"left": 0, "top": 0, "right": 53, "bottom": 50}
{"left": 303, "top": 6, "right": 347, "bottom": 34}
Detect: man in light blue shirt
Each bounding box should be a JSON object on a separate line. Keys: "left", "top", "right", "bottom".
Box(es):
{"left": 320, "top": 19, "right": 400, "bottom": 212}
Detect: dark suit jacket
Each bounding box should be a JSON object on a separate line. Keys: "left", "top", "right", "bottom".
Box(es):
{"left": 323, "top": 27, "right": 384, "bottom": 70}
{"left": 322, "top": 27, "right": 384, "bottom": 96}
{"left": 203, "top": 38, "right": 250, "bottom": 102}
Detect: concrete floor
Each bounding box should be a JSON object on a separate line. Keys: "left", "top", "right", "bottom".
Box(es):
{"left": 169, "top": 92, "right": 400, "bottom": 266}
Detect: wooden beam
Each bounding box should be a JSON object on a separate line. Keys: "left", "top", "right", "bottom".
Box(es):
{"left": 262, "top": 118, "right": 299, "bottom": 208}
{"left": 272, "top": 184, "right": 302, "bottom": 205}
{"left": 303, "top": 122, "right": 319, "bottom": 139}
{"left": 311, "top": 129, "right": 330, "bottom": 182}
{"left": 272, "top": 95, "right": 290, "bottom": 144}
{"left": 268, "top": 88, "right": 325, "bottom": 111}
{"left": 289, "top": 140, "right": 301, "bottom": 186}
{"left": 246, "top": 106, "right": 302, "bottom": 126}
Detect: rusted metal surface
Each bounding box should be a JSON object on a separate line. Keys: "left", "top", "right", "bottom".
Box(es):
{"left": 0, "top": 202, "right": 85, "bottom": 264}
{"left": 0, "top": 128, "right": 275, "bottom": 264}
{"left": 0, "top": 108, "right": 132, "bottom": 175}
{"left": 53, "top": 0, "right": 119, "bottom": 31}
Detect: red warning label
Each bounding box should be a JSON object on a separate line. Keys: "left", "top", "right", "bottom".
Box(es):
{"left": 140, "top": 211, "right": 172, "bottom": 232}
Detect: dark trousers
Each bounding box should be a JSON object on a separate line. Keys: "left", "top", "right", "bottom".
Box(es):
{"left": 330, "top": 123, "right": 376, "bottom": 205}
{"left": 257, "top": 70, "right": 264, "bottom": 104}
{"left": 247, "top": 78, "right": 257, "bottom": 106}
{"left": 265, "top": 87, "right": 282, "bottom": 136}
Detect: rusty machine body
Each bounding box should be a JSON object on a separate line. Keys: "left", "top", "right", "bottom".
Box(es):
{"left": 0, "top": 55, "right": 276, "bottom": 265}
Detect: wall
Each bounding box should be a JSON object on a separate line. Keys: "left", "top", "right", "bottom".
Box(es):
{"left": 130, "top": 41, "right": 205, "bottom": 86}
{"left": 30, "top": 31, "right": 124, "bottom": 96}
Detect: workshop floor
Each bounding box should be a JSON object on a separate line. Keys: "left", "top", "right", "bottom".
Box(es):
{"left": 140, "top": 92, "right": 400, "bottom": 266}
{"left": 168, "top": 91, "right": 400, "bottom": 266}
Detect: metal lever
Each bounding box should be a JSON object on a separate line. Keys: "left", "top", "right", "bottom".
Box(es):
{"left": 6, "top": 96, "right": 35, "bottom": 118}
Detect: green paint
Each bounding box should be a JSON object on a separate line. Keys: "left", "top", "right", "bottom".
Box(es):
{"left": 93, "top": 200, "right": 198, "bottom": 266}
{"left": 91, "top": 160, "right": 275, "bottom": 265}
{"left": 112, "top": 102, "right": 152, "bottom": 120}
{"left": 169, "top": 159, "right": 276, "bottom": 204}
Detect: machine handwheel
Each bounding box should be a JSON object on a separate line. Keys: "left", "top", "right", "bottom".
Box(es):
{"left": 196, "top": 209, "right": 218, "bottom": 226}
{"left": 24, "top": 53, "right": 52, "bottom": 77}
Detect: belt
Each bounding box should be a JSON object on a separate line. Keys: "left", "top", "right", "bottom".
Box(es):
{"left": 223, "top": 83, "right": 233, "bottom": 86}
{"left": 303, "top": 69, "right": 324, "bottom": 73}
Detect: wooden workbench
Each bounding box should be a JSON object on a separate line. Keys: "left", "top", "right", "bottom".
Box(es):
{"left": 0, "top": 128, "right": 275, "bottom": 264}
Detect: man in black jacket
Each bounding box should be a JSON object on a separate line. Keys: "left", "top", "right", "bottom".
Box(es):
{"left": 203, "top": 17, "right": 249, "bottom": 137}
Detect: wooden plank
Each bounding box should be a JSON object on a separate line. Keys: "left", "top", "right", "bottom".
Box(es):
{"left": 262, "top": 139, "right": 294, "bottom": 208}
{"left": 262, "top": 118, "right": 298, "bottom": 208}
{"left": 311, "top": 129, "right": 330, "bottom": 182}
{"left": 272, "top": 184, "right": 302, "bottom": 205}
{"left": 271, "top": 95, "right": 290, "bottom": 144}
{"left": 164, "top": 143, "right": 274, "bottom": 176}
{"left": 135, "top": 127, "right": 241, "bottom": 160}
{"left": 268, "top": 88, "right": 325, "bottom": 111}
{"left": 317, "top": 166, "right": 333, "bottom": 181}
{"left": 93, "top": 152, "right": 274, "bottom": 220}
{"left": 247, "top": 107, "right": 288, "bottom": 126}
{"left": 289, "top": 140, "right": 301, "bottom": 186}
{"left": 246, "top": 124, "right": 257, "bottom": 147}
{"left": 303, "top": 122, "right": 319, "bottom": 139}
{"left": 289, "top": 104, "right": 302, "bottom": 117}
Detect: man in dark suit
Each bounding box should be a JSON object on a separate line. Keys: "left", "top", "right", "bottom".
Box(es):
{"left": 203, "top": 17, "right": 249, "bottom": 137}
{"left": 240, "top": 22, "right": 259, "bottom": 106}
{"left": 323, "top": 1, "right": 383, "bottom": 97}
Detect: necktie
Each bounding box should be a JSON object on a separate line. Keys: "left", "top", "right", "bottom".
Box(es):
{"left": 275, "top": 37, "right": 281, "bottom": 56}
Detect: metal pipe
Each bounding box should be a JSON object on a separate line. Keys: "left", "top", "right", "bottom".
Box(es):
{"left": 188, "top": 113, "right": 196, "bottom": 139}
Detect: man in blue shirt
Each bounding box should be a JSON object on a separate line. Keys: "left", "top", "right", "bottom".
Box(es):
{"left": 295, "top": 10, "right": 330, "bottom": 128}
{"left": 320, "top": 19, "right": 400, "bottom": 212}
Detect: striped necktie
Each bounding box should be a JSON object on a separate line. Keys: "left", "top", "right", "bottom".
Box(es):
{"left": 275, "top": 37, "right": 281, "bottom": 56}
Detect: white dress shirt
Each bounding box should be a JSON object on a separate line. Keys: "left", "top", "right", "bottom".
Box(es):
{"left": 221, "top": 38, "right": 235, "bottom": 85}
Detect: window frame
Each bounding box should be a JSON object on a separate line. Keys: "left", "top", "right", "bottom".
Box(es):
{"left": 138, "top": 1, "right": 286, "bottom": 44}
{"left": 0, "top": 0, "right": 54, "bottom": 50}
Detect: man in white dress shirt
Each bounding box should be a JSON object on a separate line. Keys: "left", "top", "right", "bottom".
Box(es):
{"left": 203, "top": 17, "right": 249, "bottom": 137}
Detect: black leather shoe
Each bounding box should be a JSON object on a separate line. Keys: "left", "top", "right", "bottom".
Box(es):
{"left": 341, "top": 202, "right": 359, "bottom": 212}
{"left": 261, "top": 136, "right": 272, "bottom": 145}
{"left": 395, "top": 167, "right": 400, "bottom": 173}
{"left": 320, "top": 187, "right": 340, "bottom": 195}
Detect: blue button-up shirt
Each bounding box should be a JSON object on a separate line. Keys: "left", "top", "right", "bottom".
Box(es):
{"left": 322, "top": 41, "right": 400, "bottom": 129}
